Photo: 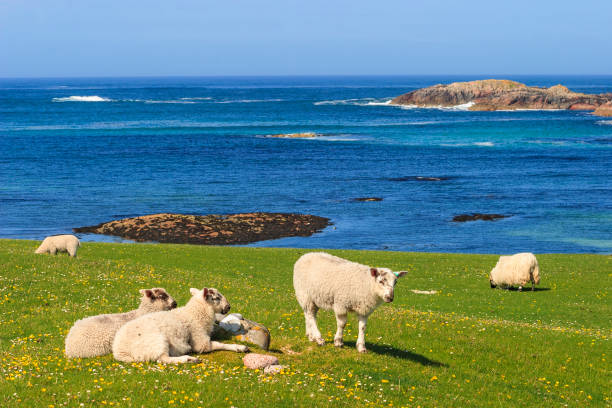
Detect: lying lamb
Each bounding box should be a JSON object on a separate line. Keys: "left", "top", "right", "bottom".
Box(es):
{"left": 490, "top": 252, "right": 540, "bottom": 291}
{"left": 293, "top": 252, "right": 407, "bottom": 353}
{"left": 65, "top": 288, "right": 177, "bottom": 358}
{"left": 112, "top": 287, "right": 249, "bottom": 364}
{"left": 35, "top": 234, "right": 81, "bottom": 257}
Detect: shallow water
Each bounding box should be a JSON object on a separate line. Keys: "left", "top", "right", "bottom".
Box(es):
{"left": 1, "top": 75, "right": 611, "bottom": 253}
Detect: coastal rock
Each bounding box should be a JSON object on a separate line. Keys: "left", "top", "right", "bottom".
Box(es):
{"left": 593, "top": 102, "right": 612, "bottom": 117}
{"left": 243, "top": 353, "right": 279, "bottom": 370}
{"left": 353, "top": 197, "right": 383, "bottom": 202}
{"left": 73, "top": 213, "right": 331, "bottom": 245}
{"left": 391, "top": 79, "right": 612, "bottom": 111}
{"left": 452, "top": 213, "right": 509, "bottom": 222}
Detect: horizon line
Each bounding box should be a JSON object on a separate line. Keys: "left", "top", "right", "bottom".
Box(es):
{"left": 2, "top": 73, "right": 612, "bottom": 80}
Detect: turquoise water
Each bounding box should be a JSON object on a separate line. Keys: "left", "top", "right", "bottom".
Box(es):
{"left": 1, "top": 76, "right": 610, "bottom": 253}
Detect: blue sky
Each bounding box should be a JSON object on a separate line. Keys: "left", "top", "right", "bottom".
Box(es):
{"left": 1, "top": 0, "right": 611, "bottom": 77}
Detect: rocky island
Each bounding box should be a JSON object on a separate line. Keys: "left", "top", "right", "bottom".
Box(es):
{"left": 391, "top": 79, "right": 612, "bottom": 114}
{"left": 74, "top": 213, "right": 331, "bottom": 245}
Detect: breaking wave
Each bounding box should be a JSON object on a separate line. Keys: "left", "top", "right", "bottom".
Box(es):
{"left": 52, "top": 95, "right": 112, "bottom": 102}
{"left": 314, "top": 98, "right": 392, "bottom": 106}
{"left": 394, "top": 101, "right": 475, "bottom": 111}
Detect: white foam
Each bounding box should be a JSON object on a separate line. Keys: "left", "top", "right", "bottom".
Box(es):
{"left": 143, "top": 99, "right": 196, "bottom": 104}
{"left": 364, "top": 100, "right": 393, "bottom": 106}
{"left": 52, "top": 95, "right": 112, "bottom": 102}
{"left": 474, "top": 141, "right": 494, "bottom": 147}
{"left": 596, "top": 120, "right": 612, "bottom": 125}
{"left": 393, "top": 101, "right": 476, "bottom": 111}
{"left": 451, "top": 101, "right": 475, "bottom": 110}
{"left": 314, "top": 98, "right": 392, "bottom": 106}
{"left": 180, "top": 97, "right": 212, "bottom": 100}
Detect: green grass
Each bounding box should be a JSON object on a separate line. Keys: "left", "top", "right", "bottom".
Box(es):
{"left": 0, "top": 239, "right": 610, "bottom": 407}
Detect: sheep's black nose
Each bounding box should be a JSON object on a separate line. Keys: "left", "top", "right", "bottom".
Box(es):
{"left": 171, "top": 301, "right": 177, "bottom": 308}
{"left": 223, "top": 305, "right": 230, "bottom": 314}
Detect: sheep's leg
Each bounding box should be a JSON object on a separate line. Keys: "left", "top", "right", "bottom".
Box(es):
{"left": 210, "top": 341, "right": 249, "bottom": 353}
{"left": 303, "top": 303, "right": 324, "bottom": 345}
{"left": 518, "top": 286, "right": 523, "bottom": 292}
{"left": 531, "top": 282, "right": 535, "bottom": 291}
{"left": 356, "top": 315, "right": 368, "bottom": 353}
{"left": 49, "top": 247, "right": 57, "bottom": 255}
{"left": 333, "top": 312, "right": 347, "bottom": 347}
{"left": 158, "top": 354, "right": 200, "bottom": 364}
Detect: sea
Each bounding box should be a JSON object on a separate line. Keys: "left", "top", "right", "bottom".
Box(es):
{"left": 1, "top": 75, "right": 611, "bottom": 253}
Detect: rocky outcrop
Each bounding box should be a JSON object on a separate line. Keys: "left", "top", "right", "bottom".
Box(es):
{"left": 391, "top": 79, "right": 612, "bottom": 111}
{"left": 74, "top": 213, "right": 331, "bottom": 245}
{"left": 594, "top": 102, "right": 612, "bottom": 117}
{"left": 452, "top": 213, "right": 509, "bottom": 222}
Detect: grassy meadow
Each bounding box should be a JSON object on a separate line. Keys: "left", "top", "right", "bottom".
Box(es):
{"left": 0, "top": 239, "right": 609, "bottom": 407}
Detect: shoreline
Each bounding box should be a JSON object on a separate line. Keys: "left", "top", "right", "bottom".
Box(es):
{"left": 5, "top": 238, "right": 609, "bottom": 256}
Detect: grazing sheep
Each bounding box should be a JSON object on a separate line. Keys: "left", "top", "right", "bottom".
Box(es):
{"left": 112, "top": 287, "right": 249, "bottom": 364}
{"left": 65, "top": 288, "right": 177, "bottom": 358}
{"left": 35, "top": 234, "right": 81, "bottom": 257}
{"left": 293, "top": 252, "right": 408, "bottom": 353}
{"left": 489, "top": 252, "right": 540, "bottom": 291}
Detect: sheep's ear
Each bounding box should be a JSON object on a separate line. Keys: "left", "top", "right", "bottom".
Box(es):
{"left": 370, "top": 268, "right": 379, "bottom": 278}
{"left": 189, "top": 288, "right": 200, "bottom": 296}
{"left": 143, "top": 289, "right": 154, "bottom": 298}
{"left": 203, "top": 288, "right": 209, "bottom": 299}
{"left": 394, "top": 271, "right": 408, "bottom": 278}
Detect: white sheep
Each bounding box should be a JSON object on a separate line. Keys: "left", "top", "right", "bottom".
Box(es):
{"left": 112, "top": 287, "right": 249, "bottom": 364}
{"left": 293, "top": 252, "right": 407, "bottom": 353}
{"left": 65, "top": 288, "right": 177, "bottom": 358}
{"left": 35, "top": 234, "right": 81, "bottom": 257}
{"left": 489, "top": 252, "right": 540, "bottom": 291}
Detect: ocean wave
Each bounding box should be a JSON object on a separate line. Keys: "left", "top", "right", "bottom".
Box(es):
{"left": 259, "top": 133, "right": 360, "bottom": 142}
{"left": 142, "top": 99, "right": 197, "bottom": 104}
{"left": 596, "top": 120, "right": 612, "bottom": 126}
{"left": 215, "top": 99, "right": 285, "bottom": 104}
{"left": 314, "top": 98, "right": 392, "bottom": 106}
{"left": 180, "top": 97, "right": 212, "bottom": 100}
{"left": 4, "top": 119, "right": 300, "bottom": 131}
{"left": 440, "top": 141, "right": 496, "bottom": 147}
{"left": 52, "top": 95, "right": 113, "bottom": 102}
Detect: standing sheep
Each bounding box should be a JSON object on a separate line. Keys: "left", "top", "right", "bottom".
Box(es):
{"left": 65, "top": 288, "right": 177, "bottom": 358}
{"left": 293, "top": 252, "right": 408, "bottom": 353}
{"left": 489, "top": 252, "right": 540, "bottom": 291}
{"left": 35, "top": 234, "right": 81, "bottom": 257}
{"left": 112, "top": 287, "right": 249, "bottom": 364}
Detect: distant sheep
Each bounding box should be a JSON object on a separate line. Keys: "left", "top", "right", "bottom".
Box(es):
{"left": 293, "top": 252, "right": 407, "bottom": 353}
{"left": 489, "top": 252, "right": 540, "bottom": 291}
{"left": 35, "top": 234, "right": 80, "bottom": 257}
{"left": 112, "top": 288, "right": 249, "bottom": 364}
{"left": 65, "top": 288, "right": 177, "bottom": 358}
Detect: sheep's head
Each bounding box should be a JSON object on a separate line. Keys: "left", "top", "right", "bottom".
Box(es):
{"left": 190, "top": 287, "right": 231, "bottom": 314}
{"left": 139, "top": 288, "right": 178, "bottom": 310}
{"left": 370, "top": 267, "right": 408, "bottom": 303}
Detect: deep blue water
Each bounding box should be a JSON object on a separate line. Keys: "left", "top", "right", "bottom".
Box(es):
{"left": 1, "top": 76, "right": 611, "bottom": 253}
